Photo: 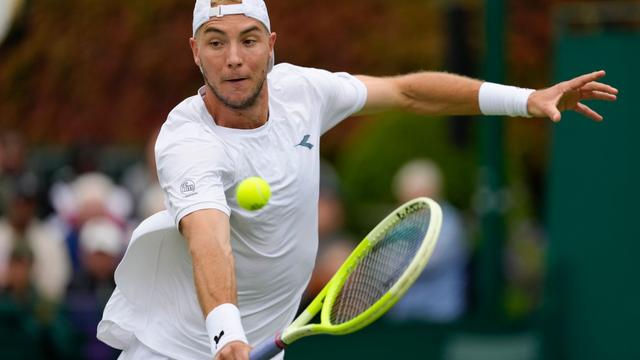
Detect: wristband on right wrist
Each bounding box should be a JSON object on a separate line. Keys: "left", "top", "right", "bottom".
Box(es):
{"left": 205, "top": 303, "right": 248, "bottom": 357}
{"left": 479, "top": 82, "right": 535, "bottom": 117}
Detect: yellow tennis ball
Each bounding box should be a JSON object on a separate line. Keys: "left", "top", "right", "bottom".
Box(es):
{"left": 236, "top": 177, "right": 271, "bottom": 211}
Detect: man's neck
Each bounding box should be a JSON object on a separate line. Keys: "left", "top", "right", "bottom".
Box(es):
{"left": 203, "top": 87, "right": 270, "bottom": 130}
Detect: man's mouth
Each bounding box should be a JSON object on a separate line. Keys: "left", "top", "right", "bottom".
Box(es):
{"left": 226, "top": 77, "right": 249, "bottom": 83}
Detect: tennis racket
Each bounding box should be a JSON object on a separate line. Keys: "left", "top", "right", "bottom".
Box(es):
{"left": 250, "top": 197, "right": 443, "bottom": 360}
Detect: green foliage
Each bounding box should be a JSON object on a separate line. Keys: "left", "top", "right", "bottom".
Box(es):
{"left": 335, "top": 113, "right": 477, "bottom": 233}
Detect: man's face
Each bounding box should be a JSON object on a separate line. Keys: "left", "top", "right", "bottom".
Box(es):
{"left": 190, "top": 15, "right": 276, "bottom": 110}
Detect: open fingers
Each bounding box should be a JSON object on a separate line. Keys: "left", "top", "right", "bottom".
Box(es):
{"left": 575, "top": 102, "right": 603, "bottom": 122}
{"left": 580, "top": 90, "right": 618, "bottom": 102}
{"left": 565, "top": 70, "right": 606, "bottom": 91}
{"left": 582, "top": 81, "right": 619, "bottom": 95}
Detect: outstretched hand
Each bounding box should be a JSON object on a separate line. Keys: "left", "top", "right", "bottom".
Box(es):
{"left": 527, "top": 70, "right": 618, "bottom": 122}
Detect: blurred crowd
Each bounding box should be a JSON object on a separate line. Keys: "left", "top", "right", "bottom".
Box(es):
{"left": 0, "top": 131, "right": 163, "bottom": 359}
{"left": 0, "top": 130, "right": 474, "bottom": 359}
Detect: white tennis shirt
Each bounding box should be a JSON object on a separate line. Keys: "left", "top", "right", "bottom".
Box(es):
{"left": 98, "top": 63, "right": 367, "bottom": 359}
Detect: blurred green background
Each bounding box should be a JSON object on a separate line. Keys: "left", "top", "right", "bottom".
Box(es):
{"left": 0, "top": 0, "right": 638, "bottom": 359}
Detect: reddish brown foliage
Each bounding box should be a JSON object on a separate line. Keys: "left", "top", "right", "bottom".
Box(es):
{"left": 1, "top": 0, "right": 597, "bottom": 145}
{"left": 0, "top": 0, "right": 446, "bottom": 145}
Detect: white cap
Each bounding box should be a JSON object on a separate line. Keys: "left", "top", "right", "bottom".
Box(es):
{"left": 193, "top": 0, "right": 271, "bottom": 36}
{"left": 192, "top": 0, "right": 274, "bottom": 72}
{"left": 80, "top": 218, "right": 125, "bottom": 257}
{"left": 73, "top": 172, "right": 113, "bottom": 208}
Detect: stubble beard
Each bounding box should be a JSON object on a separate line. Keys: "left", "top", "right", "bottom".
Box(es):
{"left": 202, "top": 62, "right": 268, "bottom": 111}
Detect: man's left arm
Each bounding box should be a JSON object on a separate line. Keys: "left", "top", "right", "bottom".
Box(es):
{"left": 356, "top": 70, "right": 618, "bottom": 121}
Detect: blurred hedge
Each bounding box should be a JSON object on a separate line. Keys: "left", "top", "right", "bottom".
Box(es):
{"left": 0, "top": 0, "right": 444, "bottom": 145}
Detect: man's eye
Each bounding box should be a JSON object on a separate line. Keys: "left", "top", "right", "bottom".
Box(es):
{"left": 210, "top": 41, "right": 223, "bottom": 48}
{"left": 244, "top": 39, "right": 257, "bottom": 46}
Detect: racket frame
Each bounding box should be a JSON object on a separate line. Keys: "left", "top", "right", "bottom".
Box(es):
{"left": 280, "top": 197, "right": 442, "bottom": 344}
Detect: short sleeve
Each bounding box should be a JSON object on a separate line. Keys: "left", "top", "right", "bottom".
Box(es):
{"left": 271, "top": 65, "right": 367, "bottom": 135}
{"left": 155, "top": 122, "right": 231, "bottom": 227}
{"left": 313, "top": 70, "right": 368, "bottom": 134}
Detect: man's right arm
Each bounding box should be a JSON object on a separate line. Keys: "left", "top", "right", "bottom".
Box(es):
{"left": 179, "top": 209, "right": 251, "bottom": 360}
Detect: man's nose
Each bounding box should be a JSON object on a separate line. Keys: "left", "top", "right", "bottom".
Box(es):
{"left": 226, "top": 43, "right": 243, "bottom": 69}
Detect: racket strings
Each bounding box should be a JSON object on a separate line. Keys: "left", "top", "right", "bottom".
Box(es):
{"left": 329, "top": 207, "right": 430, "bottom": 325}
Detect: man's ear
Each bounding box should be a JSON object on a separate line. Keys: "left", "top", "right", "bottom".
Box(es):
{"left": 189, "top": 37, "right": 202, "bottom": 68}
{"left": 269, "top": 32, "right": 277, "bottom": 52}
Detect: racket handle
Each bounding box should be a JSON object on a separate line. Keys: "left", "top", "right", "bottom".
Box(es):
{"left": 249, "top": 335, "right": 286, "bottom": 360}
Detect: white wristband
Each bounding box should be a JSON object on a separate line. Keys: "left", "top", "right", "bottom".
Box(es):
{"left": 479, "top": 82, "right": 535, "bottom": 117}
{"left": 205, "top": 303, "right": 248, "bottom": 356}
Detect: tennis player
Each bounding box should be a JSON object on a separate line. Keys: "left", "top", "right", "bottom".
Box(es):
{"left": 97, "top": 0, "right": 618, "bottom": 359}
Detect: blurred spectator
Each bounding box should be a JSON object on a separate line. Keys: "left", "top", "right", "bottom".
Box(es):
{"left": 0, "top": 137, "right": 5, "bottom": 217}
{"left": 386, "top": 159, "right": 469, "bottom": 323}
{"left": 1, "top": 131, "right": 27, "bottom": 175}
{"left": 0, "top": 132, "right": 30, "bottom": 217}
{"left": 65, "top": 217, "right": 124, "bottom": 360}
{"left": 0, "top": 244, "right": 78, "bottom": 359}
{"left": 0, "top": 174, "right": 72, "bottom": 302}
{"left": 302, "top": 160, "right": 354, "bottom": 307}
{"left": 49, "top": 172, "right": 131, "bottom": 272}
{"left": 120, "top": 127, "right": 164, "bottom": 221}
{"left": 137, "top": 184, "right": 165, "bottom": 220}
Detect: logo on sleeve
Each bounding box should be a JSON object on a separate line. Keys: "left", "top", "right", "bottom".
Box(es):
{"left": 180, "top": 179, "right": 197, "bottom": 197}
{"left": 296, "top": 134, "right": 314, "bottom": 150}
{"left": 214, "top": 330, "right": 225, "bottom": 349}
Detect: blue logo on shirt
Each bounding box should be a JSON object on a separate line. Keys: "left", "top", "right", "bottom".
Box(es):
{"left": 296, "top": 135, "right": 314, "bottom": 150}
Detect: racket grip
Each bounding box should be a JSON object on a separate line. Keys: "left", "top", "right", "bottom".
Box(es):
{"left": 249, "top": 335, "right": 286, "bottom": 360}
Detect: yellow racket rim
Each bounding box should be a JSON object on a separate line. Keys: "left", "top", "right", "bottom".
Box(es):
{"left": 281, "top": 197, "right": 442, "bottom": 344}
